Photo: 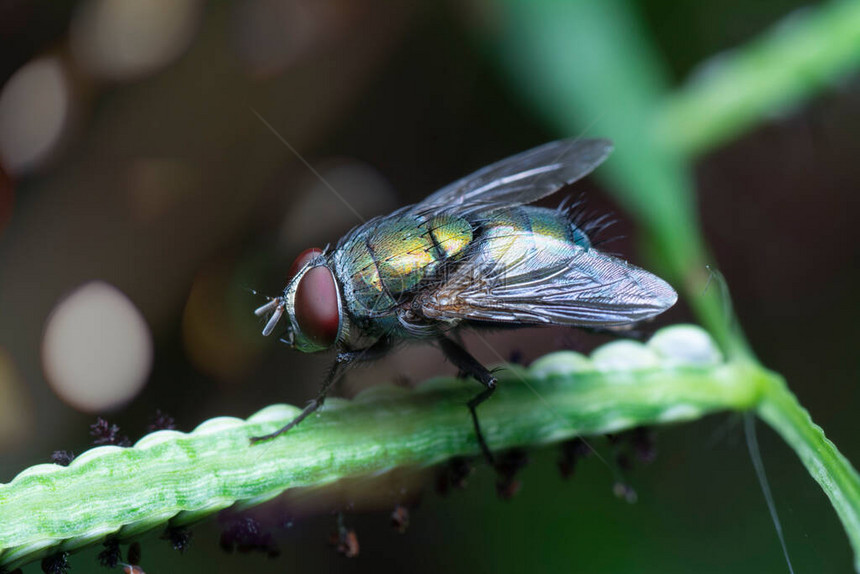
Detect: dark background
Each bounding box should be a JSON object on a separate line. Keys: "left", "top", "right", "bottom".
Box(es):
{"left": 0, "top": 1, "right": 858, "bottom": 572}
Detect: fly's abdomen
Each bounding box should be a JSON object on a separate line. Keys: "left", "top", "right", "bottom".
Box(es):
{"left": 336, "top": 213, "right": 473, "bottom": 318}
{"left": 475, "top": 207, "right": 586, "bottom": 274}
{"left": 428, "top": 214, "right": 473, "bottom": 258}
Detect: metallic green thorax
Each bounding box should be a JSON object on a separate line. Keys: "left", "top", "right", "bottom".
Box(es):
{"left": 335, "top": 213, "right": 471, "bottom": 317}
{"left": 333, "top": 206, "right": 592, "bottom": 337}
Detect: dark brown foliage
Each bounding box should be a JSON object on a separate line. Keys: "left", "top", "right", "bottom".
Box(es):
{"left": 145, "top": 409, "right": 177, "bottom": 432}
{"left": 40, "top": 552, "right": 69, "bottom": 574}
{"left": 558, "top": 437, "right": 591, "bottom": 479}
{"left": 49, "top": 450, "right": 75, "bottom": 466}
{"left": 435, "top": 457, "right": 474, "bottom": 495}
{"left": 161, "top": 526, "right": 193, "bottom": 553}
{"left": 97, "top": 539, "right": 122, "bottom": 568}
{"left": 127, "top": 541, "right": 142, "bottom": 566}
{"left": 494, "top": 449, "right": 529, "bottom": 500}
{"left": 89, "top": 417, "right": 131, "bottom": 447}
{"left": 219, "top": 517, "right": 279, "bottom": 558}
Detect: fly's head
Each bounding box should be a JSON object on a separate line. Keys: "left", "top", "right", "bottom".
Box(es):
{"left": 254, "top": 247, "right": 344, "bottom": 353}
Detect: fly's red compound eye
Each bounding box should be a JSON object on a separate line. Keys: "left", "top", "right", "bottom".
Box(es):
{"left": 294, "top": 265, "right": 340, "bottom": 347}
{"left": 288, "top": 247, "right": 324, "bottom": 280}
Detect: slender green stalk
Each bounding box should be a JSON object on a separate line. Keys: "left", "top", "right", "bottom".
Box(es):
{"left": 656, "top": 0, "right": 860, "bottom": 157}
{"left": 757, "top": 371, "right": 860, "bottom": 571}
{"left": 489, "top": 0, "right": 860, "bottom": 569}
{"left": 0, "top": 326, "right": 750, "bottom": 571}
{"left": 490, "top": 0, "right": 736, "bottom": 352}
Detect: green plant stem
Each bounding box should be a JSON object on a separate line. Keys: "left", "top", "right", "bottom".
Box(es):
{"left": 490, "top": 0, "right": 744, "bottom": 354}
{"left": 489, "top": 1, "right": 860, "bottom": 568}
{"left": 0, "top": 341, "right": 753, "bottom": 570}
{"left": 757, "top": 370, "right": 860, "bottom": 571}
{"left": 656, "top": 0, "right": 860, "bottom": 157}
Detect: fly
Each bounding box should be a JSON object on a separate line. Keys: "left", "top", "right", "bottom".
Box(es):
{"left": 252, "top": 139, "right": 677, "bottom": 463}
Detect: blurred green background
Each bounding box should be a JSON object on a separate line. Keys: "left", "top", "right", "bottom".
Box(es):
{"left": 0, "top": 0, "right": 858, "bottom": 572}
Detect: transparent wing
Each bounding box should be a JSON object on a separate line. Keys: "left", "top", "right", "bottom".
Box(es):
{"left": 415, "top": 138, "right": 612, "bottom": 212}
{"left": 420, "top": 248, "right": 677, "bottom": 327}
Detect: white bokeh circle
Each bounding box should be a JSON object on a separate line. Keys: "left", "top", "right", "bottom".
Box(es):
{"left": 42, "top": 281, "right": 153, "bottom": 412}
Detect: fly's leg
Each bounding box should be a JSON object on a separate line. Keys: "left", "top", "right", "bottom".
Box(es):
{"left": 250, "top": 339, "right": 392, "bottom": 444}
{"left": 448, "top": 331, "right": 473, "bottom": 379}
{"left": 467, "top": 387, "right": 496, "bottom": 467}
{"left": 249, "top": 359, "right": 344, "bottom": 444}
{"left": 438, "top": 335, "right": 497, "bottom": 467}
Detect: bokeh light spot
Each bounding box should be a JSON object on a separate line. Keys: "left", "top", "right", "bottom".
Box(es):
{"left": 232, "top": 0, "right": 328, "bottom": 77}
{"left": 71, "top": 0, "right": 204, "bottom": 81}
{"left": 0, "top": 162, "right": 13, "bottom": 237}
{"left": 280, "top": 159, "right": 396, "bottom": 250}
{"left": 182, "top": 262, "right": 257, "bottom": 383}
{"left": 0, "top": 57, "right": 70, "bottom": 175}
{"left": 42, "top": 281, "right": 154, "bottom": 413}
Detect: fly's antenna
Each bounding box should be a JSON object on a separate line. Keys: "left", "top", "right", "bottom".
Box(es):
{"left": 255, "top": 297, "right": 285, "bottom": 336}
{"left": 249, "top": 287, "right": 286, "bottom": 337}
{"left": 247, "top": 286, "right": 282, "bottom": 301}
